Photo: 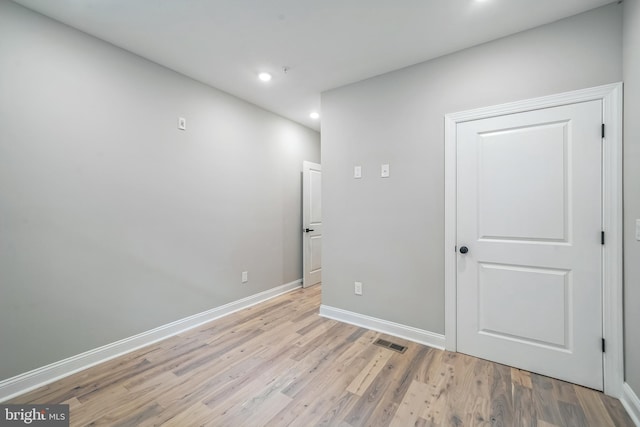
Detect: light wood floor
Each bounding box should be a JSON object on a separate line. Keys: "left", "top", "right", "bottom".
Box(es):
{"left": 11, "top": 285, "right": 634, "bottom": 426}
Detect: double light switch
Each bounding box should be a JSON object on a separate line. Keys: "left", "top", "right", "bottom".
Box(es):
{"left": 353, "top": 164, "right": 390, "bottom": 178}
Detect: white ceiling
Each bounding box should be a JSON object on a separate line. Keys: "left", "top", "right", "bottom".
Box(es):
{"left": 12, "top": 0, "right": 615, "bottom": 131}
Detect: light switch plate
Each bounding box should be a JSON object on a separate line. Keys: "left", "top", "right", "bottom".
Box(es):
{"left": 178, "top": 117, "right": 186, "bottom": 130}
{"left": 354, "top": 166, "right": 362, "bottom": 179}
{"left": 636, "top": 219, "right": 640, "bottom": 241}
{"left": 381, "top": 164, "right": 390, "bottom": 178}
{"left": 354, "top": 281, "right": 363, "bottom": 295}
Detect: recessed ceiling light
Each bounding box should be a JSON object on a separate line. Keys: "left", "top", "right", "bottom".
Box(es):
{"left": 258, "top": 72, "right": 272, "bottom": 82}
{"left": 310, "top": 112, "right": 320, "bottom": 119}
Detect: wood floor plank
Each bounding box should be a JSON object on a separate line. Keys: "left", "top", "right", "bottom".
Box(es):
{"left": 342, "top": 349, "right": 398, "bottom": 426}
{"left": 237, "top": 390, "right": 292, "bottom": 426}
{"left": 463, "top": 395, "right": 492, "bottom": 427}
{"left": 511, "top": 367, "right": 533, "bottom": 389}
{"left": 418, "top": 351, "right": 456, "bottom": 425}
{"left": 8, "top": 285, "right": 635, "bottom": 427}
{"left": 489, "top": 362, "right": 514, "bottom": 427}
{"left": 537, "top": 421, "right": 562, "bottom": 427}
{"left": 531, "top": 373, "right": 565, "bottom": 426}
{"left": 512, "top": 383, "right": 536, "bottom": 427}
{"left": 316, "top": 392, "right": 360, "bottom": 427}
{"left": 600, "top": 391, "right": 637, "bottom": 426}
{"left": 574, "top": 385, "right": 617, "bottom": 427}
{"left": 147, "top": 401, "right": 211, "bottom": 427}
{"left": 200, "top": 364, "right": 294, "bottom": 425}
{"left": 70, "top": 385, "right": 153, "bottom": 426}
{"left": 551, "top": 377, "right": 581, "bottom": 406}
{"left": 96, "top": 402, "right": 164, "bottom": 427}
{"left": 346, "top": 347, "right": 394, "bottom": 396}
{"left": 175, "top": 328, "right": 264, "bottom": 376}
{"left": 288, "top": 321, "right": 357, "bottom": 363}
{"left": 557, "top": 400, "right": 589, "bottom": 427}
{"left": 282, "top": 325, "right": 361, "bottom": 399}
{"left": 415, "top": 417, "right": 435, "bottom": 427}
{"left": 442, "top": 352, "right": 479, "bottom": 426}
{"left": 156, "top": 355, "right": 266, "bottom": 409}
{"left": 362, "top": 343, "right": 433, "bottom": 427}
{"left": 266, "top": 332, "right": 381, "bottom": 426}
{"left": 389, "top": 379, "right": 431, "bottom": 427}
{"left": 390, "top": 344, "right": 435, "bottom": 404}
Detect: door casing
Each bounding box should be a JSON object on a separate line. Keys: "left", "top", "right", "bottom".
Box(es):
{"left": 302, "top": 161, "right": 322, "bottom": 288}
{"left": 444, "top": 83, "right": 623, "bottom": 397}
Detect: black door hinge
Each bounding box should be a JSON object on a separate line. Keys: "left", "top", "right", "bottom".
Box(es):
{"left": 601, "top": 231, "right": 605, "bottom": 245}
{"left": 602, "top": 338, "right": 606, "bottom": 353}
{"left": 602, "top": 123, "right": 605, "bottom": 138}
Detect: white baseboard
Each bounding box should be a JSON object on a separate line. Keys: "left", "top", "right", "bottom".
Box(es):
{"left": 319, "top": 304, "right": 445, "bottom": 350}
{"left": 0, "top": 279, "right": 302, "bottom": 403}
{"left": 621, "top": 382, "right": 640, "bottom": 426}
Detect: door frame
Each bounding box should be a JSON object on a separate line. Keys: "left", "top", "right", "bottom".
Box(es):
{"left": 443, "top": 83, "right": 623, "bottom": 397}
{"left": 302, "top": 160, "right": 322, "bottom": 288}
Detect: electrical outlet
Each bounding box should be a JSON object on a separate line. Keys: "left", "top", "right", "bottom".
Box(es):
{"left": 354, "top": 281, "right": 363, "bottom": 295}
{"left": 242, "top": 271, "right": 248, "bottom": 283}
{"left": 178, "top": 117, "right": 186, "bottom": 130}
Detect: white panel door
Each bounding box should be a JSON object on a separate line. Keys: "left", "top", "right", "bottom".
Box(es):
{"left": 457, "top": 100, "right": 603, "bottom": 390}
{"left": 303, "top": 161, "right": 322, "bottom": 288}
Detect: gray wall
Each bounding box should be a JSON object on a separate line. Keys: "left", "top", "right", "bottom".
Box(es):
{"left": 321, "top": 4, "right": 622, "bottom": 333}
{"left": 0, "top": 0, "right": 320, "bottom": 381}
{"left": 624, "top": 0, "right": 640, "bottom": 397}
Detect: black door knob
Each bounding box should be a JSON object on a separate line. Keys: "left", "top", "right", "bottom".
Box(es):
{"left": 459, "top": 246, "right": 469, "bottom": 254}
{"left": 305, "top": 228, "right": 314, "bottom": 233}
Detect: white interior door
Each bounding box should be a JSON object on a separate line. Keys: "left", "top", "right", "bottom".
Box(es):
{"left": 456, "top": 100, "right": 603, "bottom": 390}
{"left": 303, "top": 161, "right": 322, "bottom": 288}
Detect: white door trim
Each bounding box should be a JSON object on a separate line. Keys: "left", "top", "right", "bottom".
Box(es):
{"left": 444, "top": 83, "right": 623, "bottom": 397}
{"left": 302, "top": 161, "right": 322, "bottom": 288}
